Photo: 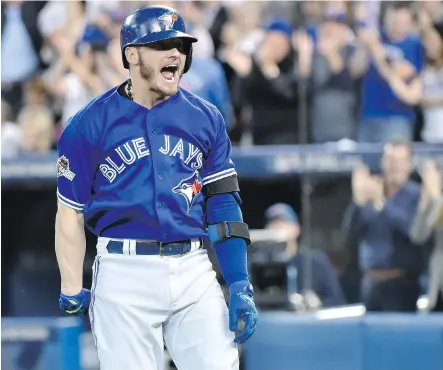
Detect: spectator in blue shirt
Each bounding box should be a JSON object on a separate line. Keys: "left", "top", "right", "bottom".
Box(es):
{"left": 350, "top": 3, "right": 424, "bottom": 142}
{"left": 178, "top": 1, "right": 234, "bottom": 131}
{"left": 342, "top": 139, "right": 424, "bottom": 311}
{"left": 180, "top": 57, "right": 234, "bottom": 132}
{"left": 265, "top": 203, "right": 346, "bottom": 308}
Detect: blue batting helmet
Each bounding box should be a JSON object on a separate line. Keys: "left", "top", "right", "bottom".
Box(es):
{"left": 120, "top": 6, "right": 198, "bottom": 73}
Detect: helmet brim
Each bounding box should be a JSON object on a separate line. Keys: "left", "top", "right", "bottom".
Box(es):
{"left": 122, "top": 30, "right": 198, "bottom": 69}
{"left": 132, "top": 29, "right": 198, "bottom": 45}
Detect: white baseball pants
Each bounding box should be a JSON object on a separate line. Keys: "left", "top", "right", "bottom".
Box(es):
{"left": 89, "top": 237, "right": 239, "bottom": 370}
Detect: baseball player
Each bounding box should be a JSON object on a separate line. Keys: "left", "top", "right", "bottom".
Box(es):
{"left": 55, "top": 5, "right": 258, "bottom": 370}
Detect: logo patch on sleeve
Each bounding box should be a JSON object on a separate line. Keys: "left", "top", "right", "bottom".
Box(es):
{"left": 172, "top": 170, "right": 202, "bottom": 213}
{"left": 57, "top": 156, "right": 76, "bottom": 181}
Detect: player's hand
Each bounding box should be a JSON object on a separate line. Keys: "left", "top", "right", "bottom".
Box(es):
{"left": 228, "top": 280, "right": 259, "bottom": 344}
{"left": 59, "top": 288, "right": 91, "bottom": 316}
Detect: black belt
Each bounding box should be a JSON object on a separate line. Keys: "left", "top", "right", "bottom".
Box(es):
{"left": 106, "top": 239, "right": 200, "bottom": 256}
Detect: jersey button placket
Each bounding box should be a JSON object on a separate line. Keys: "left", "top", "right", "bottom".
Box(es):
{"left": 148, "top": 115, "right": 167, "bottom": 240}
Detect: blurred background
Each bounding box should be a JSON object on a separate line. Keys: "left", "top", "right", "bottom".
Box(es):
{"left": 1, "top": 0, "right": 443, "bottom": 369}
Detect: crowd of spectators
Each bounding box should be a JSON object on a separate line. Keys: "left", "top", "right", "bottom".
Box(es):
{"left": 1, "top": 0, "right": 443, "bottom": 155}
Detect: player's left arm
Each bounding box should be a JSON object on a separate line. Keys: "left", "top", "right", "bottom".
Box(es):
{"left": 201, "top": 109, "right": 258, "bottom": 345}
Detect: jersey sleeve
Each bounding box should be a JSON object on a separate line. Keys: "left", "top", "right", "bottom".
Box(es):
{"left": 200, "top": 109, "right": 237, "bottom": 186}
{"left": 56, "top": 116, "right": 95, "bottom": 211}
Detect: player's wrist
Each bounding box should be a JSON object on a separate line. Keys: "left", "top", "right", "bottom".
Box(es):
{"left": 229, "top": 280, "right": 253, "bottom": 296}
{"left": 61, "top": 287, "right": 88, "bottom": 297}
{"left": 61, "top": 286, "right": 84, "bottom": 296}
{"left": 224, "top": 271, "right": 249, "bottom": 286}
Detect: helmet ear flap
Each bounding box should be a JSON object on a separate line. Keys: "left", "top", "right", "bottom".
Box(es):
{"left": 184, "top": 44, "right": 193, "bottom": 73}
{"left": 122, "top": 46, "right": 129, "bottom": 69}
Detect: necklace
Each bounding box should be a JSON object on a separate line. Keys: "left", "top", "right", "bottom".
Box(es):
{"left": 125, "top": 79, "right": 133, "bottom": 100}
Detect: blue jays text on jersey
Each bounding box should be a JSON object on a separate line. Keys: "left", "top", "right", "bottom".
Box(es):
{"left": 56, "top": 84, "right": 237, "bottom": 242}
{"left": 98, "top": 134, "right": 204, "bottom": 183}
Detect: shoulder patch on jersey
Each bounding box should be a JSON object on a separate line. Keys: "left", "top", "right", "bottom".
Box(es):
{"left": 172, "top": 170, "right": 202, "bottom": 213}
{"left": 57, "top": 156, "right": 76, "bottom": 181}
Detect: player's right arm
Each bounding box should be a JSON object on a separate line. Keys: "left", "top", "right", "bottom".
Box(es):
{"left": 55, "top": 114, "right": 96, "bottom": 315}
{"left": 55, "top": 202, "right": 86, "bottom": 295}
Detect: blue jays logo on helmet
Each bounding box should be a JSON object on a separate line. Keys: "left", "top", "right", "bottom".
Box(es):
{"left": 158, "top": 12, "right": 179, "bottom": 30}
{"left": 172, "top": 171, "right": 202, "bottom": 213}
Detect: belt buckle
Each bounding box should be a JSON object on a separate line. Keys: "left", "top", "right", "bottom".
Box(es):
{"left": 159, "top": 242, "right": 164, "bottom": 256}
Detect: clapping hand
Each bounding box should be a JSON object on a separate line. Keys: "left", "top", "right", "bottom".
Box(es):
{"left": 420, "top": 161, "right": 442, "bottom": 204}
{"left": 352, "top": 166, "right": 385, "bottom": 208}
{"left": 352, "top": 166, "right": 372, "bottom": 205}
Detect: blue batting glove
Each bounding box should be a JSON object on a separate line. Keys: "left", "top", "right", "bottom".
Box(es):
{"left": 228, "top": 280, "right": 259, "bottom": 344}
{"left": 59, "top": 288, "right": 91, "bottom": 316}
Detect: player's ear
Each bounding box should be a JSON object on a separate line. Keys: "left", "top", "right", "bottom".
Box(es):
{"left": 125, "top": 46, "right": 140, "bottom": 67}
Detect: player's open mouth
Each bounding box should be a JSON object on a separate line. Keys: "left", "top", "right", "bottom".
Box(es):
{"left": 160, "top": 64, "right": 178, "bottom": 83}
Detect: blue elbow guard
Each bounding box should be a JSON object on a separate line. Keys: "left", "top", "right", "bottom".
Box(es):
{"left": 205, "top": 191, "right": 250, "bottom": 285}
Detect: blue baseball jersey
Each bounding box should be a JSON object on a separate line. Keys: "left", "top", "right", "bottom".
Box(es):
{"left": 56, "top": 84, "right": 237, "bottom": 242}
